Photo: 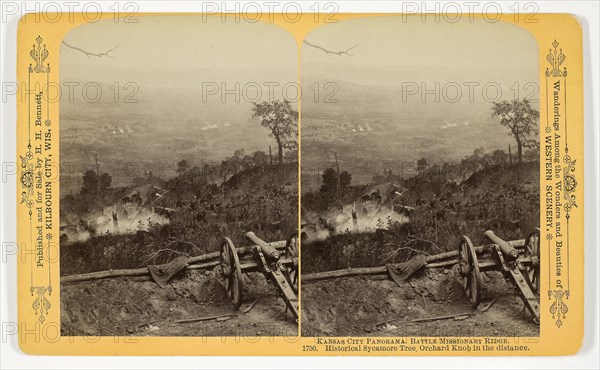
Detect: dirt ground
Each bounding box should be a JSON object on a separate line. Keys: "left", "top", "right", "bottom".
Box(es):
{"left": 301, "top": 265, "right": 540, "bottom": 337}
{"left": 60, "top": 262, "right": 538, "bottom": 339}
{"left": 60, "top": 268, "right": 298, "bottom": 337}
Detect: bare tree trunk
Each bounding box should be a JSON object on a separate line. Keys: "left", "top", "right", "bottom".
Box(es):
{"left": 276, "top": 137, "right": 283, "bottom": 167}
{"left": 278, "top": 145, "right": 283, "bottom": 166}
{"left": 516, "top": 138, "right": 523, "bottom": 163}
{"left": 269, "top": 146, "right": 273, "bottom": 180}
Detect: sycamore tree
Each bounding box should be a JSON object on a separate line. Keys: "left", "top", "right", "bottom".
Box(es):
{"left": 251, "top": 99, "right": 298, "bottom": 166}
{"left": 491, "top": 99, "right": 539, "bottom": 164}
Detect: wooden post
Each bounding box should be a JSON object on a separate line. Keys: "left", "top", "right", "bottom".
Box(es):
{"left": 112, "top": 205, "right": 119, "bottom": 232}
{"left": 95, "top": 154, "right": 100, "bottom": 200}
{"left": 335, "top": 151, "right": 340, "bottom": 199}
{"left": 316, "top": 163, "right": 320, "bottom": 187}
{"left": 269, "top": 146, "right": 273, "bottom": 179}
{"left": 508, "top": 145, "right": 512, "bottom": 166}
{"left": 434, "top": 218, "right": 438, "bottom": 245}
{"left": 352, "top": 202, "right": 358, "bottom": 231}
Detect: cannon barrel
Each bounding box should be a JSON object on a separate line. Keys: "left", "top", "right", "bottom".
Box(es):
{"left": 245, "top": 231, "right": 280, "bottom": 261}
{"left": 484, "top": 230, "right": 519, "bottom": 261}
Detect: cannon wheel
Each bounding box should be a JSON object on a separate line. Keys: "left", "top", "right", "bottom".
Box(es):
{"left": 283, "top": 232, "right": 298, "bottom": 293}
{"left": 524, "top": 227, "right": 541, "bottom": 293}
{"left": 220, "top": 237, "right": 243, "bottom": 309}
{"left": 458, "top": 236, "right": 481, "bottom": 308}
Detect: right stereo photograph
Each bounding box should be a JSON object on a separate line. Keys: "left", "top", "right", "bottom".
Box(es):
{"left": 300, "top": 15, "right": 541, "bottom": 337}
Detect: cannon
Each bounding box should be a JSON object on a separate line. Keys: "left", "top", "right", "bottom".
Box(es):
{"left": 219, "top": 231, "right": 298, "bottom": 320}
{"left": 458, "top": 228, "right": 540, "bottom": 322}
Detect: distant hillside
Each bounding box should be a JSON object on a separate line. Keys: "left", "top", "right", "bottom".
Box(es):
{"left": 59, "top": 77, "right": 286, "bottom": 193}
{"left": 300, "top": 73, "right": 539, "bottom": 188}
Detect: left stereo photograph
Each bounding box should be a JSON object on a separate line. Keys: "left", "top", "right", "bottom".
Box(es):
{"left": 55, "top": 16, "right": 299, "bottom": 337}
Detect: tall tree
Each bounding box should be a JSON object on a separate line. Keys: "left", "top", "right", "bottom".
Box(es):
{"left": 98, "top": 173, "right": 112, "bottom": 194}
{"left": 320, "top": 168, "right": 337, "bottom": 194}
{"left": 417, "top": 158, "right": 428, "bottom": 172}
{"left": 80, "top": 170, "right": 98, "bottom": 198}
{"left": 339, "top": 171, "right": 352, "bottom": 190}
{"left": 177, "top": 159, "right": 189, "bottom": 173}
{"left": 80, "top": 170, "right": 111, "bottom": 200}
{"left": 491, "top": 99, "right": 539, "bottom": 164}
{"left": 320, "top": 168, "right": 352, "bottom": 194}
{"left": 251, "top": 99, "right": 298, "bottom": 166}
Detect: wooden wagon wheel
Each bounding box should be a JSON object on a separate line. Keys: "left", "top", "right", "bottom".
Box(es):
{"left": 524, "top": 227, "right": 541, "bottom": 293}
{"left": 458, "top": 235, "right": 482, "bottom": 308}
{"left": 282, "top": 232, "right": 299, "bottom": 293}
{"left": 220, "top": 237, "right": 243, "bottom": 309}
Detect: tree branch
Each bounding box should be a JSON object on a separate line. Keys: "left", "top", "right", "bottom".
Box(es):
{"left": 380, "top": 246, "right": 430, "bottom": 263}
{"left": 406, "top": 235, "right": 444, "bottom": 254}
{"left": 167, "top": 237, "right": 205, "bottom": 254}
{"left": 61, "top": 41, "right": 119, "bottom": 58}
{"left": 140, "top": 248, "right": 192, "bottom": 266}
{"left": 303, "top": 39, "right": 359, "bottom": 56}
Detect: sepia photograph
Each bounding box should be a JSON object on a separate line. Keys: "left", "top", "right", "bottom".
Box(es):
{"left": 6, "top": 0, "right": 594, "bottom": 362}
{"left": 300, "top": 16, "right": 541, "bottom": 337}
{"left": 58, "top": 16, "right": 299, "bottom": 337}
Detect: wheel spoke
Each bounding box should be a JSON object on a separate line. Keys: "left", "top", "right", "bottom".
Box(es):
{"left": 470, "top": 271, "right": 478, "bottom": 301}
{"left": 223, "top": 243, "right": 230, "bottom": 262}
{"left": 458, "top": 235, "right": 480, "bottom": 307}
{"left": 227, "top": 274, "right": 233, "bottom": 296}
{"left": 219, "top": 237, "right": 243, "bottom": 309}
{"left": 524, "top": 229, "right": 541, "bottom": 293}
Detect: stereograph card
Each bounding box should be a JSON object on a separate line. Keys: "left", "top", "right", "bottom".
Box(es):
{"left": 13, "top": 10, "right": 584, "bottom": 356}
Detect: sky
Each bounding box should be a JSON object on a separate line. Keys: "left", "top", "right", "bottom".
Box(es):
{"left": 61, "top": 15, "right": 298, "bottom": 87}
{"left": 61, "top": 15, "right": 538, "bottom": 91}
{"left": 59, "top": 16, "right": 301, "bottom": 166}
{"left": 301, "top": 16, "right": 539, "bottom": 86}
